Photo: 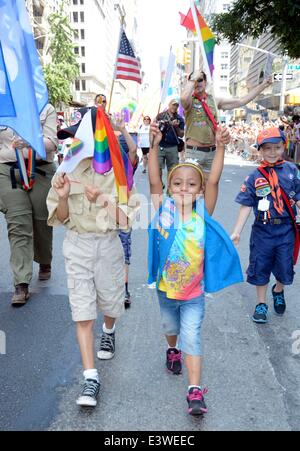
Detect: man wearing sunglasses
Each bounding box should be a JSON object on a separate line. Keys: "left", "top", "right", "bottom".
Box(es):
{"left": 181, "top": 69, "right": 272, "bottom": 173}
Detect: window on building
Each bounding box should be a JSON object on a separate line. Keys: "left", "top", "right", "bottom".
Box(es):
{"left": 73, "top": 0, "right": 78, "bottom": 4}
{"left": 74, "top": 47, "right": 79, "bottom": 55}
{"left": 75, "top": 80, "right": 80, "bottom": 91}
{"left": 221, "top": 52, "right": 229, "bottom": 59}
{"left": 220, "top": 75, "right": 228, "bottom": 80}
{"left": 80, "top": 0, "right": 84, "bottom": 4}
{"left": 74, "top": 29, "right": 79, "bottom": 39}
{"left": 80, "top": 29, "right": 85, "bottom": 39}
{"left": 81, "top": 46, "right": 85, "bottom": 57}
{"left": 223, "top": 4, "right": 230, "bottom": 11}
{"left": 73, "top": 12, "right": 78, "bottom": 22}
{"left": 80, "top": 11, "right": 84, "bottom": 22}
{"left": 221, "top": 64, "right": 228, "bottom": 70}
{"left": 81, "top": 63, "right": 86, "bottom": 74}
{"left": 81, "top": 80, "right": 86, "bottom": 91}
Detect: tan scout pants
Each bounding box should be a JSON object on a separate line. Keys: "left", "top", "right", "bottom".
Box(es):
{"left": 0, "top": 162, "right": 56, "bottom": 285}
{"left": 63, "top": 230, "right": 125, "bottom": 322}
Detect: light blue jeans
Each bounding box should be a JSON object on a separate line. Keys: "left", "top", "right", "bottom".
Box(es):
{"left": 157, "top": 290, "right": 206, "bottom": 356}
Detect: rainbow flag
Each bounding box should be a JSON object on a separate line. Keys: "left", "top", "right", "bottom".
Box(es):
{"left": 64, "top": 138, "right": 83, "bottom": 161}
{"left": 93, "top": 107, "right": 133, "bottom": 204}
{"left": 179, "top": 3, "right": 216, "bottom": 79}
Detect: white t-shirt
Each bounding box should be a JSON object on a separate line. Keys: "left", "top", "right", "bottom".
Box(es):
{"left": 138, "top": 124, "right": 150, "bottom": 148}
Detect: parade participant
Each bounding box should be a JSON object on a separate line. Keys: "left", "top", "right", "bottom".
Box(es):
{"left": 47, "top": 106, "right": 139, "bottom": 407}
{"left": 94, "top": 93, "right": 107, "bottom": 110}
{"left": 181, "top": 70, "right": 272, "bottom": 172}
{"left": 137, "top": 116, "right": 151, "bottom": 173}
{"left": 0, "top": 104, "right": 57, "bottom": 306}
{"left": 232, "top": 127, "right": 300, "bottom": 324}
{"left": 116, "top": 121, "right": 139, "bottom": 309}
{"left": 156, "top": 100, "right": 185, "bottom": 180}
{"left": 147, "top": 122, "right": 243, "bottom": 416}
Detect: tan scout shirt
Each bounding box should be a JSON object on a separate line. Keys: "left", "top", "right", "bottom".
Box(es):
{"left": 0, "top": 104, "right": 58, "bottom": 163}
{"left": 47, "top": 158, "right": 140, "bottom": 233}
{"left": 185, "top": 94, "right": 218, "bottom": 145}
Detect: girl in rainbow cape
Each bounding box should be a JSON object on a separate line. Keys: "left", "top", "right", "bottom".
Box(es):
{"left": 148, "top": 123, "right": 243, "bottom": 416}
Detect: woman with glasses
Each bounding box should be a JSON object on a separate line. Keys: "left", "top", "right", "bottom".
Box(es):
{"left": 138, "top": 116, "right": 151, "bottom": 174}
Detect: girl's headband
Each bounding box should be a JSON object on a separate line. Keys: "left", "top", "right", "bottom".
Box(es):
{"left": 168, "top": 163, "right": 205, "bottom": 186}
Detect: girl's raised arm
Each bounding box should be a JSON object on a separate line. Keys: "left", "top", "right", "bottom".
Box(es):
{"left": 148, "top": 122, "right": 164, "bottom": 211}
{"left": 205, "top": 126, "right": 230, "bottom": 216}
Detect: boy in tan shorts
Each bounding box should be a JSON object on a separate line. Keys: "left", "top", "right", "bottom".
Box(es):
{"left": 47, "top": 111, "right": 139, "bottom": 407}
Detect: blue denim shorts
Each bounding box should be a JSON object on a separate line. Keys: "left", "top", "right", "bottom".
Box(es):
{"left": 118, "top": 230, "right": 132, "bottom": 265}
{"left": 157, "top": 290, "right": 206, "bottom": 356}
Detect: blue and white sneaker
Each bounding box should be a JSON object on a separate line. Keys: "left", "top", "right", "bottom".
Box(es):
{"left": 76, "top": 379, "right": 101, "bottom": 407}
{"left": 272, "top": 285, "right": 286, "bottom": 315}
{"left": 252, "top": 303, "right": 268, "bottom": 323}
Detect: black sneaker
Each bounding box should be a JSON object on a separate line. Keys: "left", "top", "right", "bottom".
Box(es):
{"left": 124, "top": 291, "right": 131, "bottom": 309}
{"left": 76, "top": 379, "right": 101, "bottom": 407}
{"left": 272, "top": 285, "right": 286, "bottom": 315}
{"left": 252, "top": 303, "right": 268, "bottom": 323}
{"left": 97, "top": 331, "right": 115, "bottom": 360}
{"left": 166, "top": 348, "right": 182, "bottom": 375}
{"left": 186, "top": 386, "right": 208, "bottom": 415}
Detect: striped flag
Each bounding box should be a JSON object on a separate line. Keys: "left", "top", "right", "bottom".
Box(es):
{"left": 180, "top": 2, "right": 216, "bottom": 82}
{"left": 115, "top": 29, "right": 142, "bottom": 84}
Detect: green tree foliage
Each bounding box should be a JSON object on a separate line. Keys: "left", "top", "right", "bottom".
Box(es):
{"left": 211, "top": 0, "right": 300, "bottom": 59}
{"left": 43, "top": 1, "right": 79, "bottom": 107}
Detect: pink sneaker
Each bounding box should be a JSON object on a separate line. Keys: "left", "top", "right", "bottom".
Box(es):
{"left": 166, "top": 348, "right": 182, "bottom": 375}
{"left": 186, "top": 386, "right": 208, "bottom": 415}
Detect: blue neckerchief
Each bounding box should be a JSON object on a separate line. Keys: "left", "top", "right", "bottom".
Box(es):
{"left": 148, "top": 196, "right": 243, "bottom": 293}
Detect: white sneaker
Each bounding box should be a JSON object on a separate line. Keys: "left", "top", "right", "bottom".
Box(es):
{"left": 97, "top": 331, "right": 115, "bottom": 360}
{"left": 76, "top": 379, "right": 100, "bottom": 407}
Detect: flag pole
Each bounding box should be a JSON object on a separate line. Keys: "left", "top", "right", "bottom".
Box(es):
{"left": 108, "top": 15, "right": 125, "bottom": 114}
{"left": 190, "top": 0, "right": 212, "bottom": 85}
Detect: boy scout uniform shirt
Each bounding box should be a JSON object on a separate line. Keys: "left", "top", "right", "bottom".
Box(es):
{"left": 235, "top": 161, "right": 300, "bottom": 218}
{"left": 184, "top": 94, "right": 218, "bottom": 145}
{"left": 47, "top": 158, "right": 139, "bottom": 233}
{"left": 0, "top": 104, "right": 58, "bottom": 163}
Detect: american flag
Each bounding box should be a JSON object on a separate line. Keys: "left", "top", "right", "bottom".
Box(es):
{"left": 115, "top": 30, "right": 142, "bottom": 84}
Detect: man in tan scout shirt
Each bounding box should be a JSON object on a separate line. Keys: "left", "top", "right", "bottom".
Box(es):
{"left": 47, "top": 148, "right": 139, "bottom": 407}
{"left": 181, "top": 70, "right": 273, "bottom": 173}
{"left": 0, "top": 103, "right": 57, "bottom": 306}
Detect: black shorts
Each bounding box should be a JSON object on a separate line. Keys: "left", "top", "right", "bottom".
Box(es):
{"left": 141, "top": 147, "right": 150, "bottom": 155}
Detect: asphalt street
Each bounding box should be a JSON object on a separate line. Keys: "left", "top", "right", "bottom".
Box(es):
{"left": 0, "top": 155, "right": 300, "bottom": 431}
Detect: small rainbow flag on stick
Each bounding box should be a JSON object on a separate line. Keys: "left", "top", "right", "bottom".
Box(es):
{"left": 93, "top": 107, "right": 133, "bottom": 204}
{"left": 179, "top": 2, "right": 216, "bottom": 81}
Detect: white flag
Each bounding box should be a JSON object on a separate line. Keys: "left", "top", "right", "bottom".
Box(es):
{"left": 160, "top": 50, "right": 176, "bottom": 105}
{"left": 57, "top": 109, "right": 94, "bottom": 174}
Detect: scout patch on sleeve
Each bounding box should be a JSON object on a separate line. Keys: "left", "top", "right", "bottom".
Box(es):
{"left": 255, "top": 177, "right": 271, "bottom": 197}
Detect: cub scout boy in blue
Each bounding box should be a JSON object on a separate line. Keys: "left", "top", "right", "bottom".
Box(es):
{"left": 148, "top": 122, "right": 243, "bottom": 416}
{"left": 232, "top": 127, "right": 300, "bottom": 324}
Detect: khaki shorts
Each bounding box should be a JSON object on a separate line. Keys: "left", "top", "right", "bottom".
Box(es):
{"left": 63, "top": 230, "right": 125, "bottom": 322}
{"left": 185, "top": 147, "right": 216, "bottom": 173}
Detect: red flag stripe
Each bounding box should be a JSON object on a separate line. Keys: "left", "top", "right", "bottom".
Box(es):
{"left": 116, "top": 66, "right": 141, "bottom": 75}
{"left": 116, "top": 74, "right": 142, "bottom": 84}
{"left": 117, "top": 56, "right": 141, "bottom": 67}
